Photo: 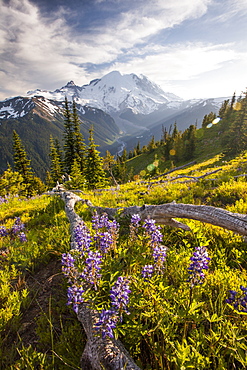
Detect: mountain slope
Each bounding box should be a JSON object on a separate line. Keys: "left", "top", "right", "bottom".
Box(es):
{"left": 27, "top": 71, "right": 183, "bottom": 115}
{"left": 0, "top": 96, "right": 119, "bottom": 179}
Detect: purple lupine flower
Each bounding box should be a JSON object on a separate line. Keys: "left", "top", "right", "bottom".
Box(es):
{"left": 94, "top": 309, "right": 118, "bottom": 339}
{"left": 188, "top": 246, "right": 210, "bottom": 287}
{"left": 61, "top": 252, "right": 76, "bottom": 277}
{"left": 131, "top": 214, "right": 141, "bottom": 226}
{"left": 153, "top": 245, "right": 167, "bottom": 272}
{"left": 143, "top": 218, "right": 157, "bottom": 234}
{"left": 74, "top": 221, "right": 92, "bottom": 252}
{"left": 142, "top": 264, "right": 154, "bottom": 280}
{"left": 0, "top": 226, "right": 8, "bottom": 237}
{"left": 109, "top": 276, "right": 131, "bottom": 316}
{"left": 150, "top": 228, "right": 163, "bottom": 247}
{"left": 0, "top": 196, "right": 7, "bottom": 204}
{"left": 92, "top": 212, "right": 100, "bottom": 230}
{"left": 11, "top": 217, "right": 25, "bottom": 235}
{"left": 81, "top": 250, "right": 102, "bottom": 288}
{"left": 226, "top": 286, "right": 247, "bottom": 313}
{"left": 94, "top": 231, "right": 113, "bottom": 253}
{"left": 98, "top": 213, "right": 110, "bottom": 229}
{"left": 18, "top": 232, "right": 27, "bottom": 242}
{"left": 67, "top": 285, "right": 84, "bottom": 313}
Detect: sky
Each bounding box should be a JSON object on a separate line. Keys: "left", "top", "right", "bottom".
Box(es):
{"left": 1, "top": 0, "right": 247, "bottom": 101}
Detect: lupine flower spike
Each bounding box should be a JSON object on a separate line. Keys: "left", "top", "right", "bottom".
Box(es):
{"left": 188, "top": 246, "right": 211, "bottom": 287}
{"left": 226, "top": 286, "right": 247, "bottom": 313}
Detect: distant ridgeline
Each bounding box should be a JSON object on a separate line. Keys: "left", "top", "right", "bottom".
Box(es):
{"left": 0, "top": 88, "right": 246, "bottom": 194}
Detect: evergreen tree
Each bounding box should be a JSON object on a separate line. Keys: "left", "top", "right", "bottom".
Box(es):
{"left": 12, "top": 131, "right": 44, "bottom": 196}
{"left": 136, "top": 141, "right": 141, "bottom": 155}
{"left": 182, "top": 124, "right": 196, "bottom": 160}
{"left": 0, "top": 165, "right": 24, "bottom": 197}
{"left": 67, "top": 158, "right": 86, "bottom": 190}
{"left": 13, "top": 130, "right": 33, "bottom": 182}
{"left": 103, "top": 150, "right": 118, "bottom": 186}
{"left": 85, "top": 127, "right": 107, "bottom": 189}
{"left": 224, "top": 92, "right": 247, "bottom": 155}
{"left": 201, "top": 112, "right": 217, "bottom": 129}
{"left": 63, "top": 97, "right": 75, "bottom": 173}
{"left": 218, "top": 100, "right": 230, "bottom": 119}
{"left": 49, "top": 135, "right": 63, "bottom": 186}
{"left": 72, "top": 101, "right": 86, "bottom": 172}
{"left": 147, "top": 136, "right": 156, "bottom": 152}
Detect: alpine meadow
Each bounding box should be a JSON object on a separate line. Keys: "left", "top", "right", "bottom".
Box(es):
{"left": 2, "top": 88, "right": 247, "bottom": 370}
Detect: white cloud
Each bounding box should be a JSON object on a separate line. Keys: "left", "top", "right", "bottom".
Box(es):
{"left": 0, "top": 0, "right": 245, "bottom": 100}
{"left": 0, "top": 0, "right": 212, "bottom": 91}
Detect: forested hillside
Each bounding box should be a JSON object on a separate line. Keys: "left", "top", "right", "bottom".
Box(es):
{"left": 1, "top": 92, "right": 247, "bottom": 369}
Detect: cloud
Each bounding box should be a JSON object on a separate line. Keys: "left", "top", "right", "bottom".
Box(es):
{"left": 1, "top": 0, "right": 245, "bottom": 100}
{"left": 93, "top": 42, "right": 238, "bottom": 80}
{"left": 0, "top": 0, "right": 214, "bottom": 99}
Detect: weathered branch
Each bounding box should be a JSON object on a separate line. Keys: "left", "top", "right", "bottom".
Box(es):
{"left": 50, "top": 184, "right": 247, "bottom": 370}
{"left": 152, "top": 160, "right": 197, "bottom": 179}
{"left": 168, "top": 168, "right": 222, "bottom": 182}
{"left": 52, "top": 187, "right": 141, "bottom": 370}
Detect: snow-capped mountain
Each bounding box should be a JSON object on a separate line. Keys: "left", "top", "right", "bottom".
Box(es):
{"left": 26, "top": 71, "right": 183, "bottom": 115}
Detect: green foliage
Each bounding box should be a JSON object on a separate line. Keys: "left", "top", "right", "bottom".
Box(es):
{"left": 49, "top": 135, "right": 63, "bottom": 186}
{"left": 85, "top": 127, "right": 107, "bottom": 189}
{"left": 4, "top": 140, "right": 247, "bottom": 369}
{"left": 0, "top": 166, "right": 24, "bottom": 196}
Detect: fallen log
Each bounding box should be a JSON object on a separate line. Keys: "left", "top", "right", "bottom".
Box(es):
{"left": 53, "top": 187, "right": 141, "bottom": 370}
{"left": 51, "top": 185, "right": 247, "bottom": 370}
{"left": 151, "top": 160, "right": 197, "bottom": 179}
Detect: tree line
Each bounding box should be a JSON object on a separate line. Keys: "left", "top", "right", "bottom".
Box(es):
{"left": 1, "top": 91, "right": 247, "bottom": 197}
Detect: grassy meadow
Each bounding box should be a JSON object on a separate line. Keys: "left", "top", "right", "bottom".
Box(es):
{"left": 2, "top": 141, "right": 247, "bottom": 369}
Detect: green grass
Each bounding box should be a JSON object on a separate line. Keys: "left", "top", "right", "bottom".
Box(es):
{"left": 2, "top": 148, "right": 247, "bottom": 369}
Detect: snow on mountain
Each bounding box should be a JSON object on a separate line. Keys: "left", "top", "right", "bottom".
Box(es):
{"left": 0, "top": 96, "right": 61, "bottom": 119}
{"left": 26, "top": 71, "right": 183, "bottom": 115}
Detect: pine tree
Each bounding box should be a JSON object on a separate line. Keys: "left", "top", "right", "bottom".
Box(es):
{"left": 103, "top": 150, "right": 118, "bottom": 186}
{"left": 218, "top": 100, "right": 230, "bottom": 119}
{"left": 72, "top": 101, "right": 86, "bottom": 173}
{"left": 12, "top": 130, "right": 45, "bottom": 196}
{"left": 67, "top": 158, "right": 86, "bottom": 190}
{"left": 182, "top": 124, "right": 196, "bottom": 160}
{"left": 85, "top": 127, "right": 107, "bottom": 189}
{"left": 13, "top": 130, "right": 33, "bottom": 182}
{"left": 63, "top": 97, "right": 75, "bottom": 173}
{"left": 0, "top": 165, "right": 24, "bottom": 196}
{"left": 147, "top": 136, "right": 156, "bottom": 151}
{"left": 224, "top": 92, "right": 247, "bottom": 155}
{"left": 201, "top": 112, "right": 217, "bottom": 129}
{"left": 49, "top": 135, "right": 63, "bottom": 186}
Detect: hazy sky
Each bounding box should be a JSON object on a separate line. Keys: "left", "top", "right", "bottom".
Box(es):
{"left": 1, "top": 0, "right": 247, "bottom": 100}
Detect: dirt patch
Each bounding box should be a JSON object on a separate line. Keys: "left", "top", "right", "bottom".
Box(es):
{"left": 17, "top": 258, "right": 65, "bottom": 348}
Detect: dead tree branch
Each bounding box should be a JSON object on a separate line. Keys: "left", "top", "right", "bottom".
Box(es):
{"left": 50, "top": 184, "right": 247, "bottom": 370}
{"left": 52, "top": 187, "right": 141, "bottom": 370}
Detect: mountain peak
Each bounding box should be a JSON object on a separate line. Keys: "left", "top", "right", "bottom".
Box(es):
{"left": 65, "top": 81, "right": 76, "bottom": 87}
{"left": 25, "top": 71, "right": 183, "bottom": 114}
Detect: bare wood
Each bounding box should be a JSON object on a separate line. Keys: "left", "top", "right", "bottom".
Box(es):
{"left": 51, "top": 184, "right": 247, "bottom": 369}
{"left": 93, "top": 202, "right": 247, "bottom": 236}
{"left": 169, "top": 168, "right": 222, "bottom": 182}
{"left": 152, "top": 160, "right": 197, "bottom": 179}
{"left": 53, "top": 187, "right": 141, "bottom": 370}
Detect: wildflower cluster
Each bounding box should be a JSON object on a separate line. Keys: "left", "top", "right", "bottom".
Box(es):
{"left": 226, "top": 286, "right": 247, "bottom": 313}
{"left": 188, "top": 246, "right": 210, "bottom": 287}
{"left": 93, "top": 212, "right": 119, "bottom": 252}
{"left": 0, "top": 196, "right": 8, "bottom": 204}
{"left": 0, "top": 217, "right": 27, "bottom": 242}
{"left": 94, "top": 276, "right": 131, "bottom": 339}
{"left": 74, "top": 221, "right": 92, "bottom": 252}
{"left": 130, "top": 215, "right": 167, "bottom": 279}
{"left": 61, "top": 213, "right": 120, "bottom": 315}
